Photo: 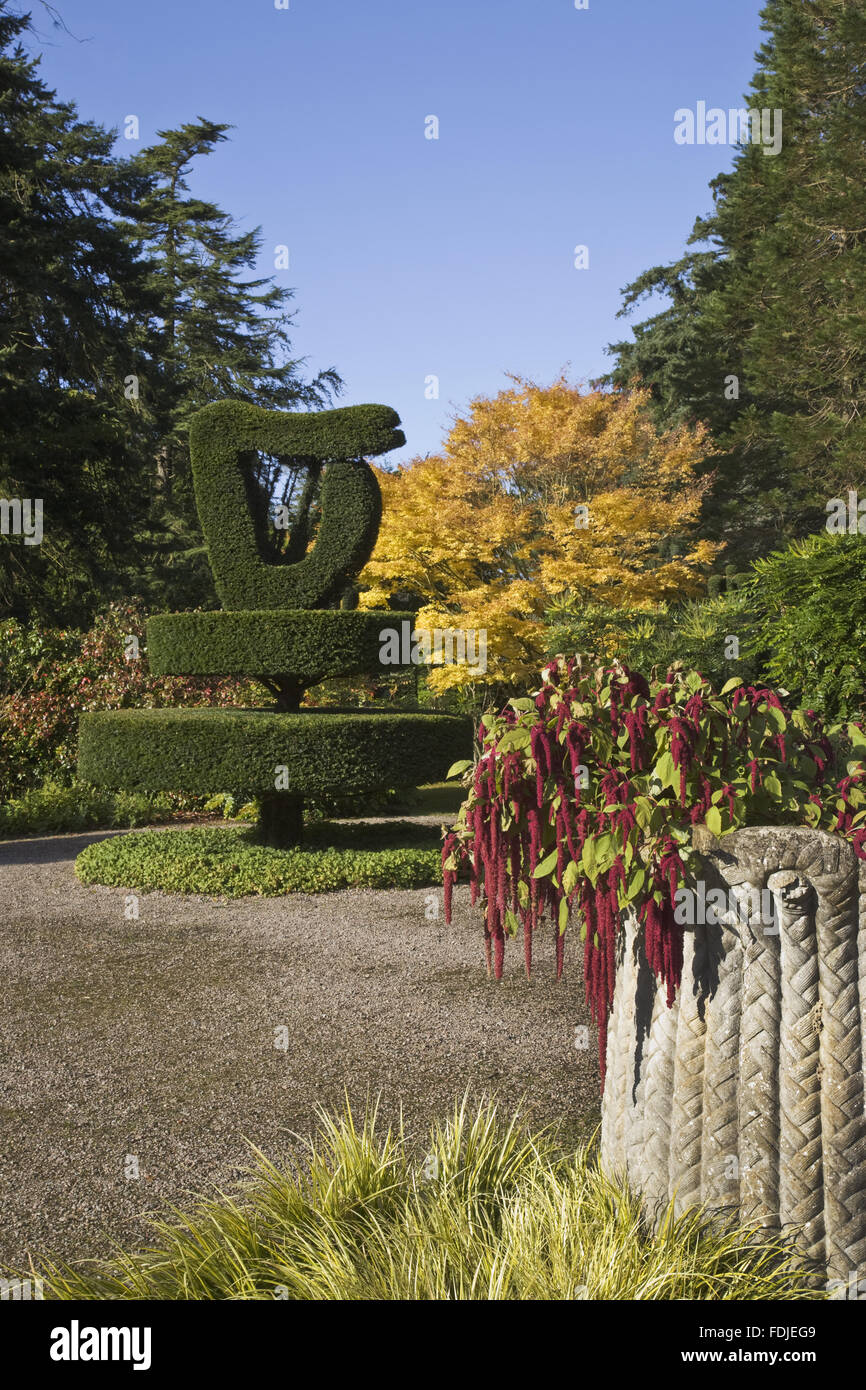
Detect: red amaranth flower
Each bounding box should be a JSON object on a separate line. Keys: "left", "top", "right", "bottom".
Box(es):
{"left": 443, "top": 658, "right": 865, "bottom": 1095}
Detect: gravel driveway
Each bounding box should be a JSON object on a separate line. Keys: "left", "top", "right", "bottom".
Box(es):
{"left": 0, "top": 825, "right": 598, "bottom": 1269}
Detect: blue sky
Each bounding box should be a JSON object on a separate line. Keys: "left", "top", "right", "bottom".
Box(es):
{"left": 32, "top": 0, "right": 765, "bottom": 463}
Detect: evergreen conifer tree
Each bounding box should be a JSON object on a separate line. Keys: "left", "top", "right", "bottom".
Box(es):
{"left": 609, "top": 0, "right": 866, "bottom": 563}
{"left": 0, "top": 4, "right": 157, "bottom": 622}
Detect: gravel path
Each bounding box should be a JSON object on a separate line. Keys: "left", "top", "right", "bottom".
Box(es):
{"left": 0, "top": 825, "right": 598, "bottom": 1269}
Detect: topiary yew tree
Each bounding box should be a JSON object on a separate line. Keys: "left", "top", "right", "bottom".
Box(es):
{"left": 78, "top": 401, "right": 471, "bottom": 846}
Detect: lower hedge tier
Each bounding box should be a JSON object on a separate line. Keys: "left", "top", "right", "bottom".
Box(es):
{"left": 146, "top": 609, "right": 417, "bottom": 682}
{"left": 78, "top": 708, "right": 473, "bottom": 797}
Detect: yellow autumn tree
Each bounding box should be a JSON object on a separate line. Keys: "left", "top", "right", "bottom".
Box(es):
{"left": 359, "top": 377, "right": 720, "bottom": 694}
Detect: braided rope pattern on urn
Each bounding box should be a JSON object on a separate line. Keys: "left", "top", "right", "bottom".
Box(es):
{"left": 736, "top": 863, "right": 782, "bottom": 1232}
{"left": 637, "top": 980, "right": 680, "bottom": 1211}
{"left": 600, "top": 916, "right": 628, "bottom": 1170}
{"left": 699, "top": 909, "right": 741, "bottom": 1212}
{"left": 812, "top": 840, "right": 866, "bottom": 1276}
{"left": 771, "top": 867, "right": 824, "bottom": 1262}
{"left": 669, "top": 922, "right": 708, "bottom": 1214}
{"left": 601, "top": 827, "right": 866, "bottom": 1283}
{"left": 623, "top": 941, "right": 655, "bottom": 1183}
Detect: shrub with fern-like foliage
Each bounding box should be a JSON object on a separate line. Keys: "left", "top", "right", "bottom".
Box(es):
{"left": 544, "top": 533, "right": 866, "bottom": 723}
{"left": 747, "top": 531, "right": 866, "bottom": 720}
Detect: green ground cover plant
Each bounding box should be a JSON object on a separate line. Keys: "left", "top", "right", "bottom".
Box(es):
{"left": 75, "top": 820, "right": 444, "bottom": 897}
{"left": 20, "top": 1100, "right": 820, "bottom": 1301}
{"left": 0, "top": 783, "right": 181, "bottom": 839}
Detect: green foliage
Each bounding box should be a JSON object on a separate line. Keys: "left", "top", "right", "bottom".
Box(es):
{"left": 443, "top": 657, "right": 866, "bottom": 1068}
{"left": 0, "top": 6, "right": 156, "bottom": 624}
{"left": 0, "top": 779, "right": 456, "bottom": 841}
{"left": 649, "top": 594, "right": 762, "bottom": 688}
{"left": 300, "top": 779, "right": 466, "bottom": 824}
{"left": 303, "top": 784, "right": 418, "bottom": 822}
{"left": 74, "top": 394, "right": 461, "bottom": 842}
{"left": 124, "top": 118, "right": 342, "bottom": 606}
{"left": 75, "top": 821, "right": 443, "bottom": 897}
{"left": 0, "top": 782, "right": 181, "bottom": 839}
{"left": 26, "top": 1099, "right": 818, "bottom": 1300}
{"left": 544, "top": 593, "right": 765, "bottom": 692}
{"left": 546, "top": 532, "right": 866, "bottom": 723}
{"left": 189, "top": 400, "right": 404, "bottom": 611}
{"left": 748, "top": 532, "right": 866, "bottom": 719}
{"left": 0, "top": 603, "right": 260, "bottom": 799}
{"left": 202, "top": 792, "right": 257, "bottom": 821}
{"left": 608, "top": 0, "right": 866, "bottom": 564}
{"left": 0, "top": 10, "right": 343, "bottom": 626}
{"left": 78, "top": 707, "right": 474, "bottom": 798}
{"left": 147, "top": 608, "right": 414, "bottom": 683}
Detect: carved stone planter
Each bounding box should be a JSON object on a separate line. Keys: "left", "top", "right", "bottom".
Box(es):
{"left": 600, "top": 827, "right": 866, "bottom": 1284}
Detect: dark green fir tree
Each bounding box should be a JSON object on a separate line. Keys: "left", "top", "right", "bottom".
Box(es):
{"left": 608, "top": 0, "right": 866, "bottom": 566}
{"left": 0, "top": 3, "right": 157, "bottom": 623}
{"left": 125, "top": 120, "right": 341, "bottom": 612}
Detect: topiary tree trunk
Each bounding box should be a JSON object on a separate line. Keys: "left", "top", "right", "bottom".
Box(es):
{"left": 256, "top": 791, "right": 304, "bottom": 849}
{"left": 601, "top": 826, "right": 866, "bottom": 1286}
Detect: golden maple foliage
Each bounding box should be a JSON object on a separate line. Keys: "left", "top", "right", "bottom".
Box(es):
{"left": 359, "top": 377, "right": 720, "bottom": 693}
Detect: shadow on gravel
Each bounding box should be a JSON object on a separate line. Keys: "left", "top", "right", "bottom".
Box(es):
{"left": 0, "top": 828, "right": 127, "bottom": 866}
{"left": 0, "top": 829, "right": 598, "bottom": 1266}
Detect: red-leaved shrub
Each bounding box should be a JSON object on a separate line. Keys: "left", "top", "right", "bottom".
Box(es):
{"left": 0, "top": 603, "right": 261, "bottom": 798}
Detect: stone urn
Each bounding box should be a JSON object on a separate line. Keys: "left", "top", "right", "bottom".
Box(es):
{"left": 600, "top": 826, "right": 866, "bottom": 1287}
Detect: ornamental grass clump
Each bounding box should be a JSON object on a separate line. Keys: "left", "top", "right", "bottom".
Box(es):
{"left": 22, "top": 1099, "right": 818, "bottom": 1301}
{"left": 443, "top": 656, "right": 866, "bottom": 1079}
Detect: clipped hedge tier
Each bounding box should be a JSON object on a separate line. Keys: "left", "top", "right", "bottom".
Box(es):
{"left": 78, "top": 708, "right": 473, "bottom": 798}
{"left": 146, "top": 609, "right": 416, "bottom": 683}
{"left": 189, "top": 400, "right": 405, "bottom": 611}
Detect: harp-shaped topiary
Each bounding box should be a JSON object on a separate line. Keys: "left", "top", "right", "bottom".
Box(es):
{"left": 79, "top": 400, "right": 471, "bottom": 847}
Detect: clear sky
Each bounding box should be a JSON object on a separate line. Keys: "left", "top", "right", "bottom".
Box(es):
{"left": 31, "top": 0, "right": 765, "bottom": 463}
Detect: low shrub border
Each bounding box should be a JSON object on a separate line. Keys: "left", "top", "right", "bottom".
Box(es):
{"left": 0, "top": 783, "right": 183, "bottom": 839}
{"left": 75, "top": 820, "right": 445, "bottom": 896}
